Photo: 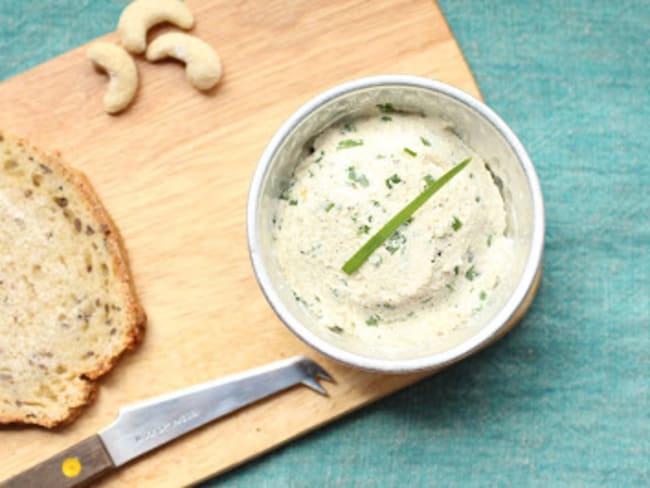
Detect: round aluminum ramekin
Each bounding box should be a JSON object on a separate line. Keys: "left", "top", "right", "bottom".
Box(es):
{"left": 247, "top": 75, "right": 544, "bottom": 373}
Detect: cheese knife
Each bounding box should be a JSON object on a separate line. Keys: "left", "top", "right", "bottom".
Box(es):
{"left": 1, "top": 356, "right": 333, "bottom": 488}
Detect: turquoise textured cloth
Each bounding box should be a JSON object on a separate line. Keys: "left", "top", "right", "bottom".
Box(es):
{"left": 0, "top": 1, "right": 648, "bottom": 486}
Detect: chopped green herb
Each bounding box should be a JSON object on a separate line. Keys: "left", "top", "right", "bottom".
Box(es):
{"left": 469, "top": 173, "right": 474, "bottom": 179}
{"left": 454, "top": 265, "right": 460, "bottom": 276}
{"left": 493, "top": 174, "right": 505, "bottom": 191}
{"left": 475, "top": 196, "right": 481, "bottom": 203}
{"left": 376, "top": 154, "right": 386, "bottom": 159}
{"left": 328, "top": 325, "right": 344, "bottom": 334}
{"left": 340, "top": 122, "right": 356, "bottom": 133}
{"left": 404, "top": 147, "right": 417, "bottom": 157}
{"left": 292, "top": 291, "right": 307, "bottom": 305}
{"left": 385, "top": 173, "right": 402, "bottom": 189}
{"left": 407, "top": 311, "right": 416, "bottom": 317}
{"left": 381, "top": 116, "right": 392, "bottom": 122}
{"left": 314, "top": 295, "right": 321, "bottom": 302}
{"left": 446, "top": 284, "right": 455, "bottom": 292}
{"left": 381, "top": 303, "right": 396, "bottom": 309}
{"left": 368, "top": 215, "right": 373, "bottom": 223}
{"left": 372, "top": 200, "right": 381, "bottom": 207}
{"left": 384, "top": 230, "right": 407, "bottom": 254}
{"left": 424, "top": 174, "right": 436, "bottom": 186}
{"left": 487, "top": 234, "right": 493, "bottom": 247}
{"left": 452, "top": 216, "right": 463, "bottom": 232}
{"left": 403, "top": 217, "right": 414, "bottom": 226}
{"left": 365, "top": 315, "right": 380, "bottom": 326}
{"left": 465, "top": 266, "right": 477, "bottom": 281}
{"left": 315, "top": 150, "right": 325, "bottom": 164}
{"left": 325, "top": 202, "right": 335, "bottom": 212}
{"left": 357, "top": 224, "right": 371, "bottom": 236}
{"left": 376, "top": 103, "right": 397, "bottom": 113}
{"left": 337, "top": 139, "right": 364, "bottom": 150}
{"left": 347, "top": 166, "right": 369, "bottom": 187}
{"left": 420, "top": 136, "right": 431, "bottom": 146}
{"left": 289, "top": 199, "right": 298, "bottom": 206}
{"left": 480, "top": 291, "right": 487, "bottom": 301}
{"left": 341, "top": 158, "right": 471, "bottom": 275}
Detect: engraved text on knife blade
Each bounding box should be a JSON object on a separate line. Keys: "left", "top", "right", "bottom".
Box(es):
{"left": 133, "top": 410, "right": 201, "bottom": 443}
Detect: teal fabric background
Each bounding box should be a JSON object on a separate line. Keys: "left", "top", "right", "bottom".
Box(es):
{"left": 1, "top": 1, "right": 648, "bottom": 486}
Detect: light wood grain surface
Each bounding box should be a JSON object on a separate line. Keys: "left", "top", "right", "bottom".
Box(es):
{"left": 0, "top": 0, "right": 481, "bottom": 485}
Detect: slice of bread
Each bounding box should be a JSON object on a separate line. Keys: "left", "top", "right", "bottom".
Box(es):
{"left": 0, "top": 132, "right": 145, "bottom": 428}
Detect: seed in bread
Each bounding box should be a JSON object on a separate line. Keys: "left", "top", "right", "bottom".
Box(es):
{"left": 0, "top": 132, "right": 145, "bottom": 428}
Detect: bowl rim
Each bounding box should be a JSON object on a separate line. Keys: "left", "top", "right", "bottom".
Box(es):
{"left": 247, "top": 74, "right": 545, "bottom": 373}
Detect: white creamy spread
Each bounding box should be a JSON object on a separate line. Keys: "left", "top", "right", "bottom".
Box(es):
{"left": 272, "top": 110, "right": 513, "bottom": 354}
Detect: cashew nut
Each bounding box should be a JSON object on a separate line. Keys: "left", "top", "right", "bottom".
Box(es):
{"left": 118, "top": 0, "right": 194, "bottom": 54}
{"left": 87, "top": 42, "right": 139, "bottom": 114}
{"left": 146, "top": 33, "right": 223, "bottom": 91}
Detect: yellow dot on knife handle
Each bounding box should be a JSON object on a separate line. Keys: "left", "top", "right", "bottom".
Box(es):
{"left": 61, "top": 457, "right": 82, "bottom": 478}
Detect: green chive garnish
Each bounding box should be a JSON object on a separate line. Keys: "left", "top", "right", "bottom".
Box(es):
{"left": 289, "top": 199, "right": 298, "bottom": 206}
{"left": 342, "top": 158, "right": 471, "bottom": 275}
{"left": 420, "top": 137, "right": 431, "bottom": 146}
{"left": 325, "top": 202, "right": 335, "bottom": 212}
{"left": 404, "top": 147, "right": 417, "bottom": 157}
{"left": 337, "top": 139, "right": 363, "bottom": 150}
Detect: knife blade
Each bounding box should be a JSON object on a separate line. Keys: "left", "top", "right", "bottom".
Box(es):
{"left": 1, "top": 356, "right": 333, "bottom": 488}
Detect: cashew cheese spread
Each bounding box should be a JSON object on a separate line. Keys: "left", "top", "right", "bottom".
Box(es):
{"left": 272, "top": 110, "right": 513, "bottom": 353}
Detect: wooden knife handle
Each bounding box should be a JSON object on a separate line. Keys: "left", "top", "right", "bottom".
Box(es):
{"left": 1, "top": 435, "right": 115, "bottom": 488}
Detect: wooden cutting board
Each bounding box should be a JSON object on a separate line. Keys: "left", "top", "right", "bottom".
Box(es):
{"left": 0, "top": 0, "right": 481, "bottom": 485}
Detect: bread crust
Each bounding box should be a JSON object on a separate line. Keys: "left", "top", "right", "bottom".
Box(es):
{"left": 0, "top": 131, "right": 146, "bottom": 428}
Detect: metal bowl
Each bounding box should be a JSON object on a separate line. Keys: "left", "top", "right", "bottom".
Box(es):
{"left": 247, "top": 75, "right": 544, "bottom": 373}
